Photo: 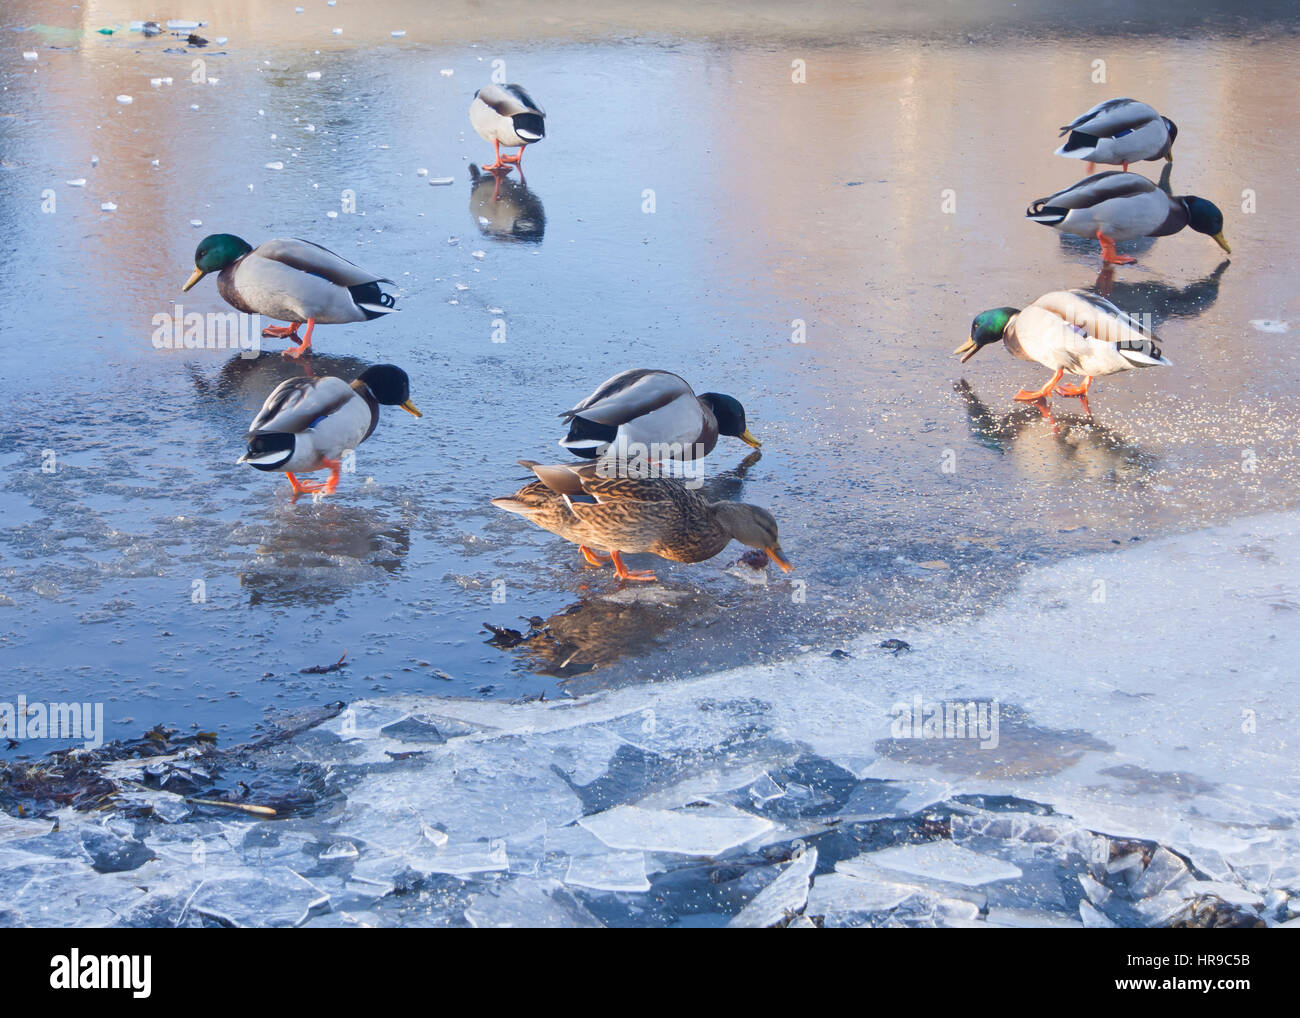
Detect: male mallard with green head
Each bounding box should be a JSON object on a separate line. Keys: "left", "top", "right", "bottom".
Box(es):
{"left": 183, "top": 235, "right": 398, "bottom": 358}
{"left": 1055, "top": 98, "right": 1177, "bottom": 173}
{"left": 470, "top": 84, "right": 546, "bottom": 173}
{"left": 1027, "top": 173, "right": 1230, "bottom": 265}
{"left": 239, "top": 364, "right": 421, "bottom": 495}
{"left": 955, "top": 290, "right": 1171, "bottom": 411}
{"left": 492, "top": 461, "right": 792, "bottom": 583}
{"left": 559, "top": 370, "right": 761, "bottom": 463}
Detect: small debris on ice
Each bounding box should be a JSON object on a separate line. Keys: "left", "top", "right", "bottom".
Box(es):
{"left": 116, "top": 95, "right": 133, "bottom": 104}
{"left": 306, "top": 71, "right": 322, "bottom": 80}
{"left": 332, "top": 28, "right": 343, "bottom": 35}
{"left": 1251, "top": 320, "right": 1289, "bottom": 333}
{"left": 472, "top": 250, "right": 485, "bottom": 260}
{"left": 100, "top": 202, "right": 117, "bottom": 211}
{"left": 265, "top": 161, "right": 284, "bottom": 170}
{"left": 23, "top": 51, "right": 38, "bottom": 62}
{"left": 391, "top": 30, "right": 406, "bottom": 38}
{"left": 439, "top": 69, "right": 454, "bottom": 77}
{"left": 428, "top": 176, "right": 454, "bottom": 186}
{"left": 66, "top": 178, "right": 87, "bottom": 187}
{"left": 190, "top": 219, "right": 203, "bottom": 227}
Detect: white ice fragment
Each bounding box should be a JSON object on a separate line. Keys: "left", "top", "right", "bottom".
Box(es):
{"left": 471, "top": 250, "right": 485, "bottom": 260}
{"left": 306, "top": 71, "right": 322, "bottom": 80}
{"left": 748, "top": 772, "right": 786, "bottom": 805}
{"left": 578, "top": 805, "right": 772, "bottom": 856}
{"left": 1079, "top": 899, "right": 1117, "bottom": 928}
{"left": 294, "top": 6, "right": 305, "bottom": 12}
{"left": 1132, "top": 847, "right": 1190, "bottom": 898}
{"left": 207, "top": 77, "right": 219, "bottom": 85}
{"left": 216, "top": 37, "right": 228, "bottom": 44}
{"left": 1182, "top": 880, "right": 1264, "bottom": 907}
{"left": 0, "top": 814, "right": 54, "bottom": 843}
{"left": 806, "top": 872, "right": 919, "bottom": 916}
{"left": 320, "top": 840, "right": 359, "bottom": 860}
{"left": 66, "top": 178, "right": 87, "bottom": 187}
{"left": 326, "top": 211, "right": 338, "bottom": 219}
{"left": 304, "top": 124, "right": 315, "bottom": 132}
{"left": 439, "top": 69, "right": 454, "bottom": 77}
{"left": 150, "top": 78, "right": 163, "bottom": 87}
{"left": 23, "top": 52, "right": 38, "bottom": 62}
{"left": 258, "top": 109, "right": 265, "bottom": 116}
{"left": 416, "top": 168, "right": 428, "bottom": 177}
{"left": 840, "top": 842, "right": 1022, "bottom": 887}
{"left": 100, "top": 202, "right": 117, "bottom": 211}
{"left": 428, "top": 176, "right": 454, "bottom": 186}
{"left": 190, "top": 219, "right": 202, "bottom": 227}
{"left": 730, "top": 847, "right": 817, "bottom": 928}
{"left": 91, "top": 155, "right": 99, "bottom": 166}
{"left": 391, "top": 30, "right": 406, "bottom": 37}
{"left": 265, "top": 161, "right": 284, "bottom": 170}
{"left": 167, "top": 19, "right": 203, "bottom": 29}
{"left": 564, "top": 852, "right": 650, "bottom": 893}
{"left": 1251, "top": 320, "right": 1289, "bottom": 333}
{"left": 116, "top": 95, "right": 133, "bottom": 104}
{"left": 332, "top": 28, "right": 343, "bottom": 35}
{"left": 150, "top": 159, "right": 159, "bottom": 166}
{"left": 190, "top": 104, "right": 199, "bottom": 110}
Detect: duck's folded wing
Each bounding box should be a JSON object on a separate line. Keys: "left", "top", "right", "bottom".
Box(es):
{"left": 1032, "top": 290, "right": 1157, "bottom": 347}
{"left": 255, "top": 238, "right": 392, "bottom": 287}
{"left": 561, "top": 370, "right": 692, "bottom": 425}
{"left": 477, "top": 83, "right": 544, "bottom": 117}
{"left": 1058, "top": 98, "right": 1155, "bottom": 137}
{"left": 1031, "top": 172, "right": 1155, "bottom": 211}
{"left": 249, "top": 376, "right": 355, "bottom": 433}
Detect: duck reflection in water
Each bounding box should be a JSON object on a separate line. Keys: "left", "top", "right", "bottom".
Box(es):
{"left": 954, "top": 379, "right": 1154, "bottom": 482}
{"left": 468, "top": 164, "right": 546, "bottom": 243}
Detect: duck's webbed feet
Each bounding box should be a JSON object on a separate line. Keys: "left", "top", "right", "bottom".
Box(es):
{"left": 1013, "top": 369, "right": 1065, "bottom": 404}
{"left": 280, "top": 318, "right": 317, "bottom": 359}
{"left": 1096, "top": 230, "right": 1136, "bottom": 265}
{"left": 262, "top": 323, "right": 301, "bottom": 339}
{"left": 580, "top": 546, "right": 610, "bottom": 567}
{"left": 1054, "top": 376, "right": 1093, "bottom": 398}
{"left": 610, "top": 550, "right": 657, "bottom": 583}
{"left": 286, "top": 457, "right": 342, "bottom": 498}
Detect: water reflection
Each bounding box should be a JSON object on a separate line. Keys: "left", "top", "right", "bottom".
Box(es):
{"left": 1092, "top": 260, "right": 1230, "bottom": 319}
{"left": 954, "top": 380, "right": 1154, "bottom": 483}
{"left": 240, "top": 506, "right": 411, "bottom": 607}
{"left": 188, "top": 352, "right": 374, "bottom": 409}
{"left": 468, "top": 165, "right": 547, "bottom": 243}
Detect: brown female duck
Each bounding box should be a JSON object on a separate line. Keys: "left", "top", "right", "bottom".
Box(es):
{"left": 491, "top": 461, "right": 792, "bottom": 582}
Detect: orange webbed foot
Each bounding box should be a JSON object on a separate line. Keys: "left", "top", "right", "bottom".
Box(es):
{"left": 610, "top": 551, "right": 657, "bottom": 583}
{"left": 580, "top": 546, "right": 610, "bottom": 567}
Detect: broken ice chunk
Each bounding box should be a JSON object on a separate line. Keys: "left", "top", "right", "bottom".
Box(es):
{"left": 23, "top": 52, "right": 37, "bottom": 62}
{"left": 0, "top": 814, "right": 54, "bottom": 843}
{"left": 265, "top": 161, "right": 284, "bottom": 170}
{"left": 100, "top": 202, "right": 117, "bottom": 211}
{"left": 840, "top": 841, "right": 1022, "bottom": 887}
{"left": 391, "top": 30, "right": 406, "bottom": 37}
{"left": 428, "top": 176, "right": 454, "bottom": 186}
{"left": 306, "top": 71, "right": 322, "bottom": 80}
{"left": 578, "top": 805, "right": 773, "bottom": 856}
{"left": 806, "top": 872, "right": 921, "bottom": 916}
{"left": 1131, "top": 847, "right": 1190, "bottom": 898}
{"left": 729, "top": 847, "right": 817, "bottom": 928}
{"left": 320, "top": 840, "right": 359, "bottom": 861}
{"left": 564, "top": 852, "right": 650, "bottom": 893}
{"left": 116, "top": 95, "right": 133, "bottom": 104}
{"left": 747, "top": 772, "right": 786, "bottom": 806}
{"left": 189, "top": 867, "right": 330, "bottom": 928}
{"left": 466, "top": 879, "right": 603, "bottom": 928}
{"left": 66, "top": 178, "right": 87, "bottom": 187}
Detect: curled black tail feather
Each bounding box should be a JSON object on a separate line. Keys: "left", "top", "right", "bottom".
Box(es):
{"left": 349, "top": 281, "right": 398, "bottom": 319}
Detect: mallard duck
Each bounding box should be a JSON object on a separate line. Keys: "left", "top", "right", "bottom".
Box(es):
{"left": 182, "top": 235, "right": 398, "bottom": 358}
{"left": 1027, "top": 172, "right": 1229, "bottom": 265}
{"left": 1055, "top": 98, "right": 1177, "bottom": 172}
{"left": 238, "top": 364, "right": 421, "bottom": 495}
{"left": 954, "top": 290, "right": 1170, "bottom": 408}
{"left": 470, "top": 84, "right": 545, "bottom": 173}
{"left": 559, "top": 370, "right": 761, "bottom": 463}
{"left": 491, "top": 461, "right": 791, "bottom": 582}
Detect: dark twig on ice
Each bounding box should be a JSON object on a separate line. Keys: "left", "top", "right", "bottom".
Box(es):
{"left": 301, "top": 650, "right": 349, "bottom": 675}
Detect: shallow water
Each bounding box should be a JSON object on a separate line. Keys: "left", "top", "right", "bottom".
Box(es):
{"left": 1, "top": 1, "right": 1298, "bottom": 752}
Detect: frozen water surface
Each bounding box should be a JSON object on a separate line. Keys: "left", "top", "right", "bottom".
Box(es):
{"left": 1, "top": 0, "right": 1298, "bottom": 926}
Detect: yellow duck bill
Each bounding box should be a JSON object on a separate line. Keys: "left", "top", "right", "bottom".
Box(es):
{"left": 954, "top": 338, "right": 979, "bottom": 363}
{"left": 182, "top": 267, "right": 206, "bottom": 292}
{"left": 740, "top": 428, "right": 762, "bottom": 449}
{"left": 766, "top": 545, "right": 793, "bottom": 572}
{"left": 400, "top": 399, "right": 423, "bottom": 418}
{"left": 1212, "top": 231, "right": 1231, "bottom": 254}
